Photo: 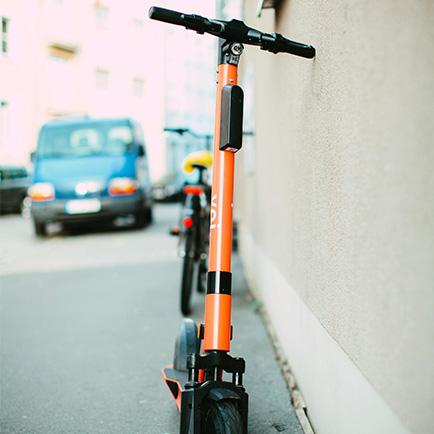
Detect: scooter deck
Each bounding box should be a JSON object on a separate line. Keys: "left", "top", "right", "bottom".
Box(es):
{"left": 162, "top": 365, "right": 188, "bottom": 410}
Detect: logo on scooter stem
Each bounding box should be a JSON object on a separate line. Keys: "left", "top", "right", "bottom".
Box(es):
{"left": 210, "top": 194, "right": 219, "bottom": 230}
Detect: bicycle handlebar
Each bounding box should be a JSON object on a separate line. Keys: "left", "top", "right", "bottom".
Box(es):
{"left": 148, "top": 6, "right": 315, "bottom": 59}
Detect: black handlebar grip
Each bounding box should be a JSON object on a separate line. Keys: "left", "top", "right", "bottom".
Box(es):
{"left": 261, "top": 33, "right": 315, "bottom": 59}
{"left": 282, "top": 41, "right": 315, "bottom": 59}
{"left": 269, "top": 34, "right": 315, "bottom": 58}
{"left": 148, "top": 6, "right": 184, "bottom": 26}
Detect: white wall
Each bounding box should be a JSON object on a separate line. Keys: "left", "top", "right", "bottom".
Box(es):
{"left": 0, "top": 0, "right": 42, "bottom": 165}
{"left": 237, "top": 1, "right": 434, "bottom": 433}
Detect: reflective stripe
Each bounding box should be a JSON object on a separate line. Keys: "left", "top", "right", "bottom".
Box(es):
{"left": 207, "top": 271, "right": 232, "bottom": 295}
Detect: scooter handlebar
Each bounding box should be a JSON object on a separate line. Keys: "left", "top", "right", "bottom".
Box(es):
{"left": 148, "top": 6, "right": 315, "bottom": 59}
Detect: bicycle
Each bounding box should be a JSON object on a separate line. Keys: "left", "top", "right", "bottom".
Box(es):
{"left": 176, "top": 151, "right": 212, "bottom": 315}
{"left": 149, "top": 6, "right": 315, "bottom": 433}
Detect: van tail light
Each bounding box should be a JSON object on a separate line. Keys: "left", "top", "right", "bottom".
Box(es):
{"left": 183, "top": 185, "right": 203, "bottom": 195}
{"left": 29, "top": 183, "right": 55, "bottom": 201}
{"left": 182, "top": 216, "right": 193, "bottom": 228}
{"left": 109, "top": 178, "right": 138, "bottom": 196}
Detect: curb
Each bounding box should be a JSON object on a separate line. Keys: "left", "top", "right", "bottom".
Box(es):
{"left": 252, "top": 298, "right": 315, "bottom": 434}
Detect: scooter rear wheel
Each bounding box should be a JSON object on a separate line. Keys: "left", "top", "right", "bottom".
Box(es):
{"left": 202, "top": 400, "right": 244, "bottom": 434}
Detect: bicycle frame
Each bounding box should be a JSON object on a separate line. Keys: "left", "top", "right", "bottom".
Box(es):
{"left": 178, "top": 185, "right": 209, "bottom": 313}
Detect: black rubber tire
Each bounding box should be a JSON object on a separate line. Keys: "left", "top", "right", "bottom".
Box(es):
{"left": 202, "top": 400, "right": 244, "bottom": 434}
{"left": 180, "top": 252, "right": 194, "bottom": 316}
{"left": 134, "top": 211, "right": 147, "bottom": 229}
{"left": 17, "top": 195, "right": 26, "bottom": 214}
{"left": 34, "top": 221, "right": 47, "bottom": 237}
{"left": 145, "top": 206, "right": 153, "bottom": 224}
{"left": 197, "top": 259, "right": 207, "bottom": 293}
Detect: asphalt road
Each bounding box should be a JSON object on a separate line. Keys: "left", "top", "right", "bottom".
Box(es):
{"left": 0, "top": 205, "right": 303, "bottom": 434}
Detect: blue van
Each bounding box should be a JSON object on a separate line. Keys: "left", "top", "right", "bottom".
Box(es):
{"left": 30, "top": 118, "right": 153, "bottom": 236}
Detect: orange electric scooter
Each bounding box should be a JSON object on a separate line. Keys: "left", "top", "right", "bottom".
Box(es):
{"left": 149, "top": 6, "right": 315, "bottom": 433}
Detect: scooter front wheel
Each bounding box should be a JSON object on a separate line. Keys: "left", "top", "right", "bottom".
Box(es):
{"left": 202, "top": 400, "right": 244, "bottom": 434}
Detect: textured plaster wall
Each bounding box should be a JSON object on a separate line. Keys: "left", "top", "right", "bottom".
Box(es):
{"left": 238, "top": 1, "right": 434, "bottom": 432}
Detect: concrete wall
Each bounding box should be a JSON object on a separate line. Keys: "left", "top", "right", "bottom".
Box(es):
{"left": 237, "top": 1, "right": 434, "bottom": 433}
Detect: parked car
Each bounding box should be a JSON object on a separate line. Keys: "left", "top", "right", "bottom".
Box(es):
{"left": 29, "top": 117, "right": 153, "bottom": 236}
{"left": 0, "top": 165, "right": 31, "bottom": 214}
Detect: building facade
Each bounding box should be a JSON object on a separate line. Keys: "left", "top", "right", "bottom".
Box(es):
{"left": 162, "top": 0, "right": 217, "bottom": 176}
{"left": 236, "top": 1, "right": 434, "bottom": 433}
{"left": 0, "top": 1, "right": 41, "bottom": 167}
{"left": 0, "top": 0, "right": 166, "bottom": 180}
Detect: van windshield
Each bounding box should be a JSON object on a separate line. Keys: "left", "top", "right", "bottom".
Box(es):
{"left": 37, "top": 121, "right": 134, "bottom": 158}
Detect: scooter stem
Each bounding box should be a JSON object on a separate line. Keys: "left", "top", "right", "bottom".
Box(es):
{"left": 203, "top": 42, "right": 240, "bottom": 353}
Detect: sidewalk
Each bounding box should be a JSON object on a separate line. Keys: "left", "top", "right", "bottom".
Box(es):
{"left": 200, "top": 253, "right": 304, "bottom": 434}
{"left": 0, "top": 204, "right": 303, "bottom": 434}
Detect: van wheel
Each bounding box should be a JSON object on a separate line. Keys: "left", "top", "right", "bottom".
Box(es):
{"left": 134, "top": 211, "right": 146, "bottom": 229}
{"left": 145, "top": 206, "right": 153, "bottom": 224}
{"left": 34, "top": 221, "right": 47, "bottom": 237}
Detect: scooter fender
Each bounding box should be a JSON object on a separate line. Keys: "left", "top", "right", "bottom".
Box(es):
{"left": 206, "top": 387, "right": 241, "bottom": 402}
{"left": 174, "top": 318, "right": 199, "bottom": 372}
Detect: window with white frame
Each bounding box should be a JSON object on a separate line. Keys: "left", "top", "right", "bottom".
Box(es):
{"left": 0, "top": 100, "right": 10, "bottom": 149}
{"left": 95, "top": 69, "right": 109, "bottom": 90}
{"left": 48, "top": 43, "right": 77, "bottom": 62}
{"left": 1, "top": 17, "right": 9, "bottom": 55}
{"left": 256, "top": 0, "right": 279, "bottom": 17}
{"left": 95, "top": 5, "right": 109, "bottom": 28}
{"left": 132, "top": 18, "right": 144, "bottom": 29}
{"left": 242, "top": 64, "right": 256, "bottom": 176}
{"left": 132, "top": 78, "right": 145, "bottom": 97}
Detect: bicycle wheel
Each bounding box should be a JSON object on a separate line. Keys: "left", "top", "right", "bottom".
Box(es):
{"left": 197, "top": 258, "right": 207, "bottom": 293}
{"left": 202, "top": 400, "right": 244, "bottom": 434}
{"left": 196, "top": 207, "right": 209, "bottom": 294}
{"left": 180, "top": 233, "right": 195, "bottom": 315}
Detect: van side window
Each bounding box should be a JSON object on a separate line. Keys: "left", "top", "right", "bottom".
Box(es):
{"left": 107, "top": 126, "right": 133, "bottom": 153}
{"left": 133, "top": 123, "right": 146, "bottom": 155}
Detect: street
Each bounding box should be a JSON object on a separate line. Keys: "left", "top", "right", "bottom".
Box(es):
{"left": 0, "top": 204, "right": 302, "bottom": 434}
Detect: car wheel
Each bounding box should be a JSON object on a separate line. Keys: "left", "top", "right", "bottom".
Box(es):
{"left": 145, "top": 206, "right": 153, "bottom": 224}
{"left": 34, "top": 220, "right": 47, "bottom": 237}
{"left": 134, "top": 211, "right": 146, "bottom": 229}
